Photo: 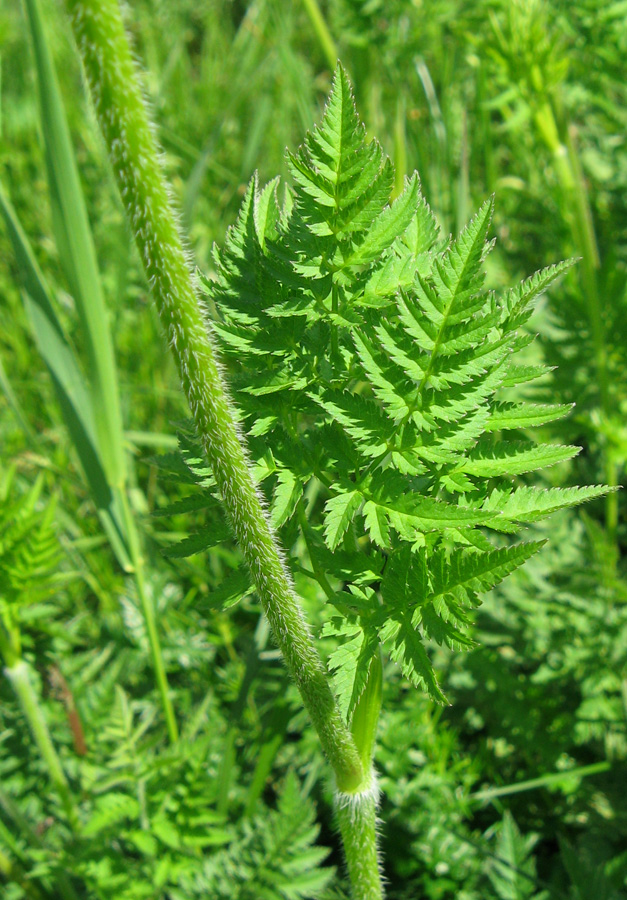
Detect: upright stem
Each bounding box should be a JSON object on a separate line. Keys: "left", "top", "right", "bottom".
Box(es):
{"left": 118, "top": 488, "right": 179, "bottom": 742}
{"left": 336, "top": 785, "right": 382, "bottom": 900}
{"left": 336, "top": 652, "right": 384, "bottom": 899}
{"left": 300, "top": 0, "right": 338, "bottom": 72}
{"left": 65, "top": 0, "right": 363, "bottom": 795}
{"left": 4, "top": 660, "right": 79, "bottom": 832}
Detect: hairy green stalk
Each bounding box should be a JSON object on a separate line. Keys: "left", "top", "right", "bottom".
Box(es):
{"left": 337, "top": 653, "right": 383, "bottom": 899}
{"left": 336, "top": 786, "right": 381, "bottom": 900}
{"left": 65, "top": 0, "right": 364, "bottom": 802}
{"left": 4, "top": 660, "right": 79, "bottom": 832}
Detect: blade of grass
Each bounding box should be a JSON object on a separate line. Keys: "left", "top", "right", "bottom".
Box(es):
{"left": 15, "top": 0, "right": 179, "bottom": 742}
{"left": 469, "top": 761, "right": 611, "bottom": 802}
{"left": 392, "top": 91, "right": 408, "bottom": 200}
{"left": 23, "top": 0, "right": 125, "bottom": 490}
{"left": 299, "top": 0, "right": 337, "bottom": 72}
{"left": 125, "top": 430, "right": 178, "bottom": 451}
{"left": 0, "top": 352, "right": 34, "bottom": 438}
{"left": 415, "top": 56, "right": 449, "bottom": 230}
{"left": 0, "top": 182, "right": 131, "bottom": 570}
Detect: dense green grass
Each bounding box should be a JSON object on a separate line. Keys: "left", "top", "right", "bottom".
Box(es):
{"left": 1, "top": 0, "right": 626, "bottom": 897}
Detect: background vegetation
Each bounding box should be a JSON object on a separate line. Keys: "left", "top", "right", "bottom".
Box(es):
{"left": 0, "top": 0, "right": 626, "bottom": 897}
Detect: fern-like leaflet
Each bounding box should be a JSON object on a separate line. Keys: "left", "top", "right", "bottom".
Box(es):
{"left": 159, "top": 65, "right": 610, "bottom": 711}
{"left": 0, "top": 469, "right": 64, "bottom": 664}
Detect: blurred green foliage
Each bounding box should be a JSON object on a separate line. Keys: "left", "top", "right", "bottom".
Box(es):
{"left": 0, "top": 0, "right": 625, "bottom": 897}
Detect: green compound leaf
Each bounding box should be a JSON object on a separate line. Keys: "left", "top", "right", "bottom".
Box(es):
{"left": 429, "top": 542, "right": 546, "bottom": 599}
{"left": 202, "top": 63, "right": 609, "bottom": 706}
{"left": 315, "top": 391, "right": 393, "bottom": 458}
{"left": 325, "top": 620, "right": 380, "bottom": 721}
{"left": 430, "top": 197, "right": 494, "bottom": 323}
{"left": 271, "top": 470, "right": 304, "bottom": 528}
{"left": 500, "top": 258, "right": 576, "bottom": 331}
{"left": 206, "top": 567, "right": 254, "bottom": 611}
{"left": 501, "top": 362, "right": 553, "bottom": 388}
{"left": 370, "top": 493, "right": 495, "bottom": 533}
{"left": 457, "top": 441, "right": 580, "bottom": 477}
{"left": 161, "top": 523, "right": 231, "bottom": 558}
{"left": 362, "top": 500, "right": 391, "bottom": 549}
{"left": 486, "top": 402, "right": 574, "bottom": 431}
{"left": 206, "top": 772, "right": 334, "bottom": 899}
{"left": 382, "top": 615, "right": 448, "bottom": 704}
{"left": 348, "top": 174, "right": 420, "bottom": 266}
{"left": 323, "top": 490, "right": 363, "bottom": 551}
{"left": 482, "top": 485, "right": 614, "bottom": 531}
{"left": 83, "top": 793, "right": 140, "bottom": 838}
{"left": 352, "top": 330, "right": 410, "bottom": 422}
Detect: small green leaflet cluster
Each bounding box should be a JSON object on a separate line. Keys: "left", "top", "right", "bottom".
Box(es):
{"left": 486, "top": 812, "right": 545, "bottom": 900}
{"left": 0, "top": 472, "right": 60, "bottom": 607}
{"left": 0, "top": 470, "right": 62, "bottom": 663}
{"left": 163, "top": 65, "right": 609, "bottom": 708}
{"left": 202, "top": 772, "right": 334, "bottom": 900}
{"left": 63, "top": 688, "right": 329, "bottom": 900}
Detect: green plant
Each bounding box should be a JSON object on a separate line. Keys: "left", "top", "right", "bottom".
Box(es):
{"left": 64, "top": 0, "right": 373, "bottom": 893}
{"left": 179, "top": 64, "right": 612, "bottom": 892}
{"left": 1, "top": 0, "right": 179, "bottom": 744}
{"left": 0, "top": 468, "right": 80, "bottom": 844}
{"left": 484, "top": 0, "right": 621, "bottom": 542}
{"left": 7, "top": 0, "right": 605, "bottom": 895}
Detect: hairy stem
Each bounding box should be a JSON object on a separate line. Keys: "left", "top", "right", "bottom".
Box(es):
{"left": 65, "top": 0, "right": 364, "bottom": 795}
{"left": 335, "top": 649, "right": 384, "bottom": 898}
{"left": 4, "top": 660, "right": 79, "bottom": 832}
{"left": 336, "top": 778, "right": 383, "bottom": 900}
